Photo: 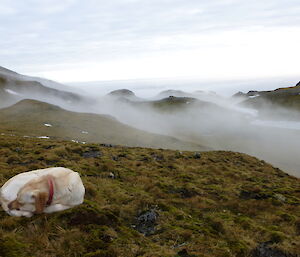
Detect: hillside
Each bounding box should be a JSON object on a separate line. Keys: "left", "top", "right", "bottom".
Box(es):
{"left": 0, "top": 99, "right": 207, "bottom": 151}
{"left": 0, "top": 66, "right": 74, "bottom": 92}
{"left": 0, "top": 66, "right": 85, "bottom": 109}
{"left": 237, "top": 81, "right": 300, "bottom": 116}
{"left": 109, "top": 94, "right": 229, "bottom": 114}
{"left": 0, "top": 135, "right": 299, "bottom": 257}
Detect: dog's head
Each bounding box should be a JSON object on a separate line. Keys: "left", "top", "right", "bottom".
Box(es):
{"left": 8, "top": 176, "right": 50, "bottom": 214}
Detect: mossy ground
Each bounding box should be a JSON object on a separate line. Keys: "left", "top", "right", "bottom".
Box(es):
{"left": 0, "top": 135, "right": 299, "bottom": 257}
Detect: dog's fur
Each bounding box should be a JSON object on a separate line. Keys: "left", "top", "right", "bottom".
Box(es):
{"left": 0, "top": 167, "right": 85, "bottom": 217}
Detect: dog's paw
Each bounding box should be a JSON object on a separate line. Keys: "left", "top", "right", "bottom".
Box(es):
{"left": 9, "top": 210, "right": 33, "bottom": 217}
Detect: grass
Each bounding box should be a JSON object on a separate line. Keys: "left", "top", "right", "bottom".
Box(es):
{"left": 0, "top": 134, "right": 299, "bottom": 256}
{"left": 242, "top": 83, "right": 300, "bottom": 113}
{"left": 0, "top": 99, "right": 208, "bottom": 151}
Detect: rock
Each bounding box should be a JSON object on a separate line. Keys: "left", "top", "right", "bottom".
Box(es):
{"left": 177, "top": 249, "right": 196, "bottom": 257}
{"left": 101, "top": 143, "right": 114, "bottom": 147}
{"left": 152, "top": 154, "right": 164, "bottom": 161}
{"left": 251, "top": 241, "right": 296, "bottom": 257}
{"left": 175, "top": 151, "right": 183, "bottom": 158}
{"left": 167, "top": 186, "right": 199, "bottom": 198}
{"left": 193, "top": 152, "right": 201, "bottom": 159}
{"left": 134, "top": 210, "right": 158, "bottom": 236}
{"left": 111, "top": 156, "right": 119, "bottom": 161}
{"left": 140, "top": 156, "right": 149, "bottom": 161}
{"left": 239, "top": 190, "right": 270, "bottom": 200}
{"left": 178, "top": 188, "right": 198, "bottom": 198}
{"left": 82, "top": 151, "right": 102, "bottom": 158}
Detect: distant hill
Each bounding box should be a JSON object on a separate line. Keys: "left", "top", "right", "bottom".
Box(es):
{"left": 106, "top": 89, "right": 142, "bottom": 102}
{"left": 109, "top": 93, "right": 224, "bottom": 113}
{"left": 0, "top": 66, "right": 74, "bottom": 91}
{"left": 0, "top": 66, "right": 86, "bottom": 109}
{"left": 157, "top": 89, "right": 191, "bottom": 98}
{"left": 0, "top": 99, "right": 208, "bottom": 151}
{"left": 236, "top": 81, "right": 300, "bottom": 116}
{"left": 108, "top": 89, "right": 135, "bottom": 97}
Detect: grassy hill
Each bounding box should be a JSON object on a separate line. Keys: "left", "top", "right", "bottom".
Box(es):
{"left": 0, "top": 135, "right": 299, "bottom": 257}
{"left": 113, "top": 95, "right": 226, "bottom": 114}
{"left": 0, "top": 99, "right": 207, "bottom": 151}
{"left": 240, "top": 81, "right": 300, "bottom": 115}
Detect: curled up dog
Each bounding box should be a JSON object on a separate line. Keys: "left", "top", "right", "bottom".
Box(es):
{"left": 0, "top": 167, "right": 85, "bottom": 217}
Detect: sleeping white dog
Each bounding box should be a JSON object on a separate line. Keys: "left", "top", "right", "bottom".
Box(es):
{"left": 0, "top": 167, "right": 85, "bottom": 217}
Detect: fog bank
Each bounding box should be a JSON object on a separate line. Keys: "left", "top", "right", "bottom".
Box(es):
{"left": 68, "top": 80, "right": 300, "bottom": 178}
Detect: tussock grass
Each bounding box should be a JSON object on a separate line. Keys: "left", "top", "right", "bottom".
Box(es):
{"left": 0, "top": 135, "right": 299, "bottom": 256}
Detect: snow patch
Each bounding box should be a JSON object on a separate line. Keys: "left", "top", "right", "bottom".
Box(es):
{"left": 37, "top": 136, "right": 50, "bottom": 139}
{"left": 44, "top": 123, "right": 52, "bottom": 127}
{"left": 4, "top": 89, "right": 20, "bottom": 96}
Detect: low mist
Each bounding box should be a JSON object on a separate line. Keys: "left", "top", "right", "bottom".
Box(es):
{"left": 2, "top": 75, "right": 300, "bottom": 177}
{"left": 69, "top": 79, "right": 300, "bottom": 178}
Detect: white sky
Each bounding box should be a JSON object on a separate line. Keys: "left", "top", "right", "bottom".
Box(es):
{"left": 0, "top": 0, "right": 300, "bottom": 83}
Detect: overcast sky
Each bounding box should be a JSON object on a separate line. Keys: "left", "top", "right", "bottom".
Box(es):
{"left": 1, "top": 0, "right": 300, "bottom": 83}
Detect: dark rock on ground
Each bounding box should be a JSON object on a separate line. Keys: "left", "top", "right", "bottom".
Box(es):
{"left": 240, "top": 190, "right": 271, "bottom": 200}
{"left": 134, "top": 209, "right": 158, "bottom": 236}
{"left": 193, "top": 152, "right": 201, "bottom": 159}
{"left": 177, "top": 249, "right": 197, "bottom": 257}
{"left": 178, "top": 188, "right": 198, "bottom": 198}
{"left": 251, "top": 242, "right": 298, "bottom": 257}
{"left": 111, "top": 156, "right": 119, "bottom": 161}
{"left": 101, "top": 143, "right": 114, "bottom": 147}
{"left": 82, "top": 151, "right": 102, "bottom": 158}
{"left": 169, "top": 187, "right": 198, "bottom": 198}
{"left": 140, "top": 156, "right": 149, "bottom": 161}
{"left": 152, "top": 154, "right": 165, "bottom": 161}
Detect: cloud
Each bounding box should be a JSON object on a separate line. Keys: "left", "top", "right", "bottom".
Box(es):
{"left": 1, "top": 0, "right": 300, "bottom": 81}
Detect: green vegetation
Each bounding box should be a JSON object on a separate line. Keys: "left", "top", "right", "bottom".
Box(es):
{"left": 242, "top": 82, "right": 300, "bottom": 113}
{"left": 0, "top": 99, "right": 208, "bottom": 151}
{"left": 0, "top": 135, "right": 299, "bottom": 256}
{"left": 126, "top": 96, "right": 219, "bottom": 113}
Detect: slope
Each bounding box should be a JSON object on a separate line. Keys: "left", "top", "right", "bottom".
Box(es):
{"left": 0, "top": 99, "right": 208, "bottom": 151}
{"left": 239, "top": 81, "right": 300, "bottom": 115}
{"left": 0, "top": 135, "right": 299, "bottom": 257}
{"left": 0, "top": 66, "right": 85, "bottom": 109}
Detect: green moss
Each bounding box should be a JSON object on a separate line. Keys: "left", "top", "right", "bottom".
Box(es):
{"left": 0, "top": 235, "right": 27, "bottom": 257}
{"left": 227, "top": 240, "right": 249, "bottom": 256}
{"left": 270, "top": 231, "right": 286, "bottom": 243}
{"left": 0, "top": 136, "right": 299, "bottom": 256}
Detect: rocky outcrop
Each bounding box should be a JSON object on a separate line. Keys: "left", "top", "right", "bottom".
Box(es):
{"left": 134, "top": 209, "right": 158, "bottom": 236}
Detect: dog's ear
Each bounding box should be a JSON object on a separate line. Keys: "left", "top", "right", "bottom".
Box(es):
{"left": 34, "top": 192, "right": 48, "bottom": 214}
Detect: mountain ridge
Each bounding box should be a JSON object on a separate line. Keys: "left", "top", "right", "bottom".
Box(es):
{"left": 0, "top": 66, "right": 87, "bottom": 109}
